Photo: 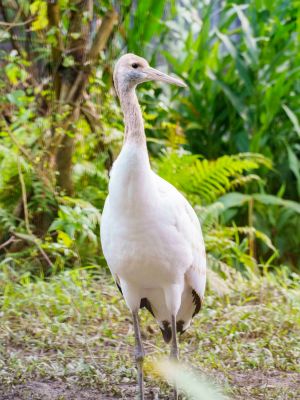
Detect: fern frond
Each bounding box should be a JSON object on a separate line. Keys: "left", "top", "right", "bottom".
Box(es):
{"left": 155, "top": 152, "right": 271, "bottom": 205}
{"left": 229, "top": 174, "right": 260, "bottom": 189}
{"left": 210, "top": 226, "right": 276, "bottom": 251}
{"left": 195, "top": 202, "right": 224, "bottom": 228}
{"left": 0, "top": 208, "right": 18, "bottom": 235}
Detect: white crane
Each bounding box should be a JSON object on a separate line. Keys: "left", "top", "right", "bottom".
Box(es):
{"left": 100, "top": 54, "right": 206, "bottom": 400}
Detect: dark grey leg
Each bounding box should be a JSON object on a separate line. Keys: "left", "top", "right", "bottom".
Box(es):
{"left": 132, "top": 311, "right": 145, "bottom": 400}
{"left": 170, "top": 314, "right": 179, "bottom": 399}
{"left": 170, "top": 314, "right": 179, "bottom": 360}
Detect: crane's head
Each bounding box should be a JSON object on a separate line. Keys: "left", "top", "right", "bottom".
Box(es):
{"left": 113, "top": 53, "right": 186, "bottom": 97}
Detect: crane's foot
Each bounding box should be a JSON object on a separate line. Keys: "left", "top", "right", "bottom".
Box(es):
{"left": 173, "top": 387, "right": 179, "bottom": 400}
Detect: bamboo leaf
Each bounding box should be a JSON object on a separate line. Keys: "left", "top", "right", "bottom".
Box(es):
{"left": 220, "top": 192, "right": 300, "bottom": 214}
{"left": 233, "top": 4, "right": 258, "bottom": 64}
{"left": 282, "top": 104, "right": 300, "bottom": 138}
{"left": 216, "top": 30, "right": 252, "bottom": 92}
{"left": 207, "top": 69, "right": 247, "bottom": 120}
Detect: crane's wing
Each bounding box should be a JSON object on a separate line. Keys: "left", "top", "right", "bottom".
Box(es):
{"left": 153, "top": 172, "right": 207, "bottom": 336}
{"left": 153, "top": 172, "right": 206, "bottom": 293}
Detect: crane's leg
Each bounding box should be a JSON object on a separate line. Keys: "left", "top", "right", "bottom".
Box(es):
{"left": 170, "top": 314, "right": 179, "bottom": 360}
{"left": 132, "top": 310, "right": 145, "bottom": 400}
{"left": 170, "top": 314, "right": 179, "bottom": 400}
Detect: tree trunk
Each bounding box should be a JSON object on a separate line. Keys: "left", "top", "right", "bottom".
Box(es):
{"left": 0, "top": 2, "right": 118, "bottom": 241}
{"left": 50, "top": 4, "right": 118, "bottom": 196}
{"left": 55, "top": 135, "right": 75, "bottom": 195}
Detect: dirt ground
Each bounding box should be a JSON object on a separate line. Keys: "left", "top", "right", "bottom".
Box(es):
{"left": 230, "top": 370, "right": 300, "bottom": 399}
{"left": 0, "top": 370, "right": 299, "bottom": 400}
{"left": 0, "top": 381, "right": 162, "bottom": 400}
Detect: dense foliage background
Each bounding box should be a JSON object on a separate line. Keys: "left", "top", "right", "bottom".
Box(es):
{"left": 0, "top": 0, "right": 300, "bottom": 272}
{"left": 0, "top": 1, "right": 299, "bottom": 398}
{"left": 0, "top": 0, "right": 299, "bottom": 273}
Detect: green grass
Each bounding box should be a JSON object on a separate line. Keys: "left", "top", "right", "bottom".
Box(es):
{"left": 0, "top": 264, "right": 299, "bottom": 399}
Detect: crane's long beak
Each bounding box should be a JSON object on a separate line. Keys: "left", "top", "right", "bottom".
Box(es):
{"left": 144, "top": 67, "right": 187, "bottom": 88}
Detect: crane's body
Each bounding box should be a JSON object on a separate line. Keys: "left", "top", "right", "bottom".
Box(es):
{"left": 101, "top": 141, "right": 206, "bottom": 334}
{"left": 100, "top": 54, "right": 206, "bottom": 399}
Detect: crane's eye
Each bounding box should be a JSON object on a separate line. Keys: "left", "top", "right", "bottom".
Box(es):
{"left": 132, "top": 63, "right": 139, "bottom": 69}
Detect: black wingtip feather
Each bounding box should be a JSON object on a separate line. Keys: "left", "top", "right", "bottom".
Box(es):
{"left": 140, "top": 297, "right": 155, "bottom": 317}
{"left": 116, "top": 282, "right": 122, "bottom": 294}
{"left": 176, "top": 320, "right": 185, "bottom": 334}
{"left": 192, "top": 289, "right": 202, "bottom": 317}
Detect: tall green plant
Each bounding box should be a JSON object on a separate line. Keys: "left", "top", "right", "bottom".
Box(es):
{"left": 146, "top": 0, "right": 300, "bottom": 269}
{"left": 160, "top": 0, "right": 299, "bottom": 201}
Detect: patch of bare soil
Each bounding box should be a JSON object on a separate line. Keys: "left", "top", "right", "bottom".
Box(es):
{"left": 0, "top": 382, "right": 106, "bottom": 400}
{"left": 231, "top": 369, "right": 300, "bottom": 389}
{"left": 0, "top": 371, "right": 299, "bottom": 399}
{"left": 229, "top": 370, "right": 300, "bottom": 399}
{"left": 0, "top": 381, "right": 159, "bottom": 400}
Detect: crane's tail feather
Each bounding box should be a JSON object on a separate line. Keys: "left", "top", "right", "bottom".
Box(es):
{"left": 116, "top": 281, "right": 203, "bottom": 344}
{"left": 140, "top": 290, "right": 202, "bottom": 343}
{"left": 159, "top": 319, "right": 187, "bottom": 343}
{"left": 140, "top": 297, "right": 155, "bottom": 317}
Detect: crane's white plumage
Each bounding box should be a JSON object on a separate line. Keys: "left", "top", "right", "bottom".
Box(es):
{"left": 100, "top": 53, "right": 206, "bottom": 399}
{"left": 101, "top": 140, "right": 206, "bottom": 333}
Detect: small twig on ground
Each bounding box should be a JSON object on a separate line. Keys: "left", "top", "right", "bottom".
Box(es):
{"left": 0, "top": 18, "right": 34, "bottom": 28}
{"left": 0, "top": 236, "right": 16, "bottom": 250}
{"left": 13, "top": 232, "right": 54, "bottom": 269}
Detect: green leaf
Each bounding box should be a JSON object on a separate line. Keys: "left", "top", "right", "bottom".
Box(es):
{"left": 287, "top": 146, "right": 300, "bottom": 196}
{"left": 282, "top": 104, "right": 300, "bottom": 138}
{"left": 5, "top": 63, "right": 28, "bottom": 85}
{"left": 6, "top": 90, "right": 26, "bottom": 106}
{"left": 70, "top": 32, "right": 81, "bottom": 40}
{"left": 5, "top": 63, "right": 20, "bottom": 85}
{"left": 207, "top": 69, "right": 247, "bottom": 120}
{"left": 57, "top": 231, "right": 73, "bottom": 247}
{"left": 216, "top": 30, "right": 252, "bottom": 93}
{"left": 62, "top": 55, "right": 75, "bottom": 67}
{"left": 218, "top": 192, "right": 251, "bottom": 209}
{"left": 253, "top": 194, "right": 300, "bottom": 214}
{"left": 233, "top": 4, "right": 258, "bottom": 65}
{"left": 219, "top": 192, "right": 300, "bottom": 214}
{"left": 0, "top": 29, "right": 10, "bottom": 42}
{"left": 30, "top": 0, "right": 48, "bottom": 31}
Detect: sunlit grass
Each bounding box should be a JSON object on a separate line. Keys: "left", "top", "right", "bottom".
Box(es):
{"left": 0, "top": 265, "right": 299, "bottom": 398}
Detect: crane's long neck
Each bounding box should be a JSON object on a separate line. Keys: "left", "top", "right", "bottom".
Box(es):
{"left": 119, "top": 87, "right": 146, "bottom": 146}
{"left": 108, "top": 87, "right": 155, "bottom": 213}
